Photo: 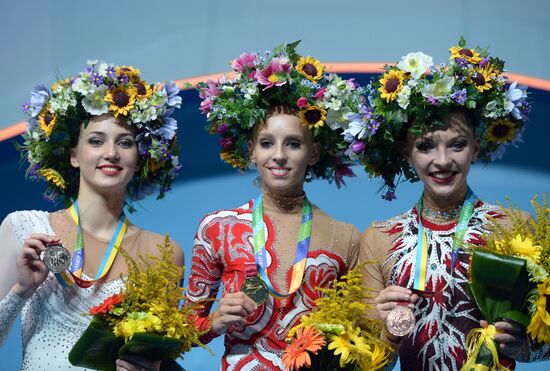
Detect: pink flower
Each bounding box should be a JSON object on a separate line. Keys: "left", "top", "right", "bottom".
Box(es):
{"left": 231, "top": 53, "right": 256, "bottom": 73}
{"left": 198, "top": 80, "right": 221, "bottom": 114}
{"left": 219, "top": 137, "right": 234, "bottom": 150}
{"left": 254, "top": 58, "right": 291, "bottom": 90}
{"left": 334, "top": 163, "right": 356, "bottom": 189}
{"left": 351, "top": 140, "right": 366, "bottom": 154}
{"left": 297, "top": 97, "right": 308, "bottom": 108}
{"left": 199, "top": 99, "right": 214, "bottom": 114}
{"left": 217, "top": 123, "right": 229, "bottom": 135}
{"left": 198, "top": 80, "right": 220, "bottom": 100}
{"left": 313, "top": 87, "right": 326, "bottom": 100}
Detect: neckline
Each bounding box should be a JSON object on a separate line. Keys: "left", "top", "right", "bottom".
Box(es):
{"left": 60, "top": 208, "right": 140, "bottom": 243}
{"left": 261, "top": 189, "right": 306, "bottom": 214}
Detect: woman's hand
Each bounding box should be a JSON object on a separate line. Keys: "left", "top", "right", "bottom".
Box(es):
{"left": 11, "top": 234, "right": 59, "bottom": 299}
{"left": 115, "top": 354, "right": 161, "bottom": 371}
{"left": 375, "top": 285, "right": 419, "bottom": 321}
{"left": 491, "top": 319, "right": 529, "bottom": 361}
{"left": 211, "top": 291, "right": 257, "bottom": 334}
{"left": 375, "top": 285, "right": 419, "bottom": 343}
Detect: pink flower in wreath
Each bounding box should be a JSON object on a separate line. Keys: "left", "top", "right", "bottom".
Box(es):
{"left": 198, "top": 80, "right": 221, "bottom": 114}
{"left": 231, "top": 52, "right": 257, "bottom": 73}
{"left": 297, "top": 97, "right": 308, "bottom": 108}
{"left": 313, "top": 87, "right": 326, "bottom": 101}
{"left": 255, "top": 58, "right": 291, "bottom": 90}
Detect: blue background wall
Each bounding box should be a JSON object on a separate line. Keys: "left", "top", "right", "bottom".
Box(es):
{"left": 1, "top": 1, "right": 549, "bottom": 369}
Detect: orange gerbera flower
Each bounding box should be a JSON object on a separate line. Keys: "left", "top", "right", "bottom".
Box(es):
{"left": 282, "top": 326, "right": 326, "bottom": 371}
{"left": 90, "top": 293, "right": 124, "bottom": 315}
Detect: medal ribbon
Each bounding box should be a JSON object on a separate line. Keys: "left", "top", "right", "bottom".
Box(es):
{"left": 54, "top": 200, "right": 128, "bottom": 288}
{"left": 413, "top": 187, "right": 476, "bottom": 293}
{"left": 252, "top": 194, "right": 312, "bottom": 298}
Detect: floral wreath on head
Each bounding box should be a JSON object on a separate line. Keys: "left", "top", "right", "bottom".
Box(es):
{"left": 197, "top": 41, "right": 366, "bottom": 187}
{"left": 343, "top": 37, "right": 532, "bottom": 200}
{"left": 20, "top": 60, "right": 182, "bottom": 212}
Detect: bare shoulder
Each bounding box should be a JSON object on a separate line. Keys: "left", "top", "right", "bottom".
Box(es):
{"left": 362, "top": 212, "right": 406, "bottom": 242}
{"left": 314, "top": 206, "right": 361, "bottom": 244}
{"left": 488, "top": 204, "right": 534, "bottom": 230}
{"left": 137, "top": 229, "right": 184, "bottom": 266}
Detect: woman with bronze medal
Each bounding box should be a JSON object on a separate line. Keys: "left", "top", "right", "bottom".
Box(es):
{"left": 348, "top": 39, "right": 550, "bottom": 369}
{"left": 188, "top": 42, "right": 363, "bottom": 370}
{"left": 0, "top": 61, "right": 183, "bottom": 370}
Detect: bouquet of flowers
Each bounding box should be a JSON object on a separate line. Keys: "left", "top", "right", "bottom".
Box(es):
{"left": 69, "top": 237, "right": 207, "bottom": 371}
{"left": 462, "top": 195, "right": 550, "bottom": 370}
{"left": 282, "top": 265, "right": 392, "bottom": 370}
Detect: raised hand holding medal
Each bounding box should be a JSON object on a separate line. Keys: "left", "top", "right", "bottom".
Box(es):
{"left": 385, "top": 188, "right": 476, "bottom": 338}
{"left": 41, "top": 243, "right": 71, "bottom": 273}
{"left": 241, "top": 264, "right": 269, "bottom": 305}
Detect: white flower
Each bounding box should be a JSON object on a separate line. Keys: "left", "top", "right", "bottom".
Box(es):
{"left": 96, "top": 62, "right": 111, "bottom": 77}
{"left": 397, "top": 85, "right": 412, "bottom": 109}
{"left": 504, "top": 100, "right": 515, "bottom": 114}
{"left": 345, "top": 120, "right": 368, "bottom": 139}
{"left": 49, "top": 87, "right": 77, "bottom": 114}
{"left": 323, "top": 98, "right": 342, "bottom": 111}
{"left": 397, "top": 52, "right": 433, "bottom": 79}
{"left": 241, "top": 83, "right": 258, "bottom": 99}
{"left": 72, "top": 77, "right": 95, "bottom": 95}
{"left": 171, "top": 156, "right": 180, "bottom": 167}
{"left": 484, "top": 100, "right": 506, "bottom": 119}
{"left": 81, "top": 85, "right": 109, "bottom": 115}
{"left": 420, "top": 76, "right": 454, "bottom": 100}
{"left": 131, "top": 101, "right": 160, "bottom": 124}
{"left": 325, "top": 84, "right": 339, "bottom": 97}
{"left": 325, "top": 107, "right": 351, "bottom": 130}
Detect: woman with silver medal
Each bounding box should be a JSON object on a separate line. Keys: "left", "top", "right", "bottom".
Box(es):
{"left": 186, "top": 42, "right": 362, "bottom": 370}
{"left": 0, "top": 61, "right": 183, "bottom": 371}
{"left": 351, "top": 40, "right": 550, "bottom": 370}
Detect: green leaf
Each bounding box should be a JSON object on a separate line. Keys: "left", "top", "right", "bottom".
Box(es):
{"left": 69, "top": 321, "right": 184, "bottom": 370}
{"left": 68, "top": 319, "right": 122, "bottom": 371}
{"left": 119, "top": 333, "right": 183, "bottom": 364}
{"left": 469, "top": 250, "right": 531, "bottom": 323}
{"left": 459, "top": 36, "right": 466, "bottom": 48}
{"left": 500, "top": 310, "right": 531, "bottom": 328}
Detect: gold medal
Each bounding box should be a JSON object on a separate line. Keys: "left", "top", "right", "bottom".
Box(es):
{"left": 386, "top": 305, "right": 416, "bottom": 337}
{"left": 241, "top": 276, "right": 268, "bottom": 305}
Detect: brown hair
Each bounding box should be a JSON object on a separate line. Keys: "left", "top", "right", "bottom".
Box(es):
{"left": 403, "top": 107, "right": 475, "bottom": 157}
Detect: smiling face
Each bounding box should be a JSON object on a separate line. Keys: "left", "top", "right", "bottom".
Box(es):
{"left": 70, "top": 114, "right": 138, "bottom": 198}
{"left": 249, "top": 109, "right": 320, "bottom": 197}
{"left": 406, "top": 110, "right": 480, "bottom": 209}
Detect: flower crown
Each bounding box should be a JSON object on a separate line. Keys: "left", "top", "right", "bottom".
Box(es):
{"left": 20, "top": 60, "right": 182, "bottom": 211}
{"left": 197, "top": 41, "right": 365, "bottom": 187}
{"left": 343, "top": 37, "right": 531, "bottom": 200}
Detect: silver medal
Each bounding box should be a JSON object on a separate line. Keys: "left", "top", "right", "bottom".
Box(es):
{"left": 41, "top": 243, "right": 71, "bottom": 273}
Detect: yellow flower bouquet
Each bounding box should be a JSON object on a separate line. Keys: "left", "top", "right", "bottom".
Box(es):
{"left": 282, "top": 265, "right": 392, "bottom": 371}
{"left": 462, "top": 195, "right": 550, "bottom": 370}
{"left": 68, "top": 237, "right": 206, "bottom": 371}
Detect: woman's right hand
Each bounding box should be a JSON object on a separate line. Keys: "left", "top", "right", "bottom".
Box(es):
{"left": 211, "top": 292, "right": 258, "bottom": 334}
{"left": 12, "top": 234, "right": 59, "bottom": 299}
{"left": 375, "top": 285, "right": 419, "bottom": 343}
{"left": 375, "top": 285, "right": 419, "bottom": 321}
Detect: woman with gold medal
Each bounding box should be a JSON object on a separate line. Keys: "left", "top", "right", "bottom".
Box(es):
{"left": 187, "top": 42, "right": 363, "bottom": 370}
{"left": 351, "top": 40, "right": 550, "bottom": 370}
{"left": 0, "top": 61, "right": 183, "bottom": 370}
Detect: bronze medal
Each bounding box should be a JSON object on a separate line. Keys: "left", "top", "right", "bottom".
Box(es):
{"left": 386, "top": 305, "right": 416, "bottom": 337}
{"left": 41, "top": 243, "right": 71, "bottom": 273}
{"left": 241, "top": 276, "right": 268, "bottom": 305}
